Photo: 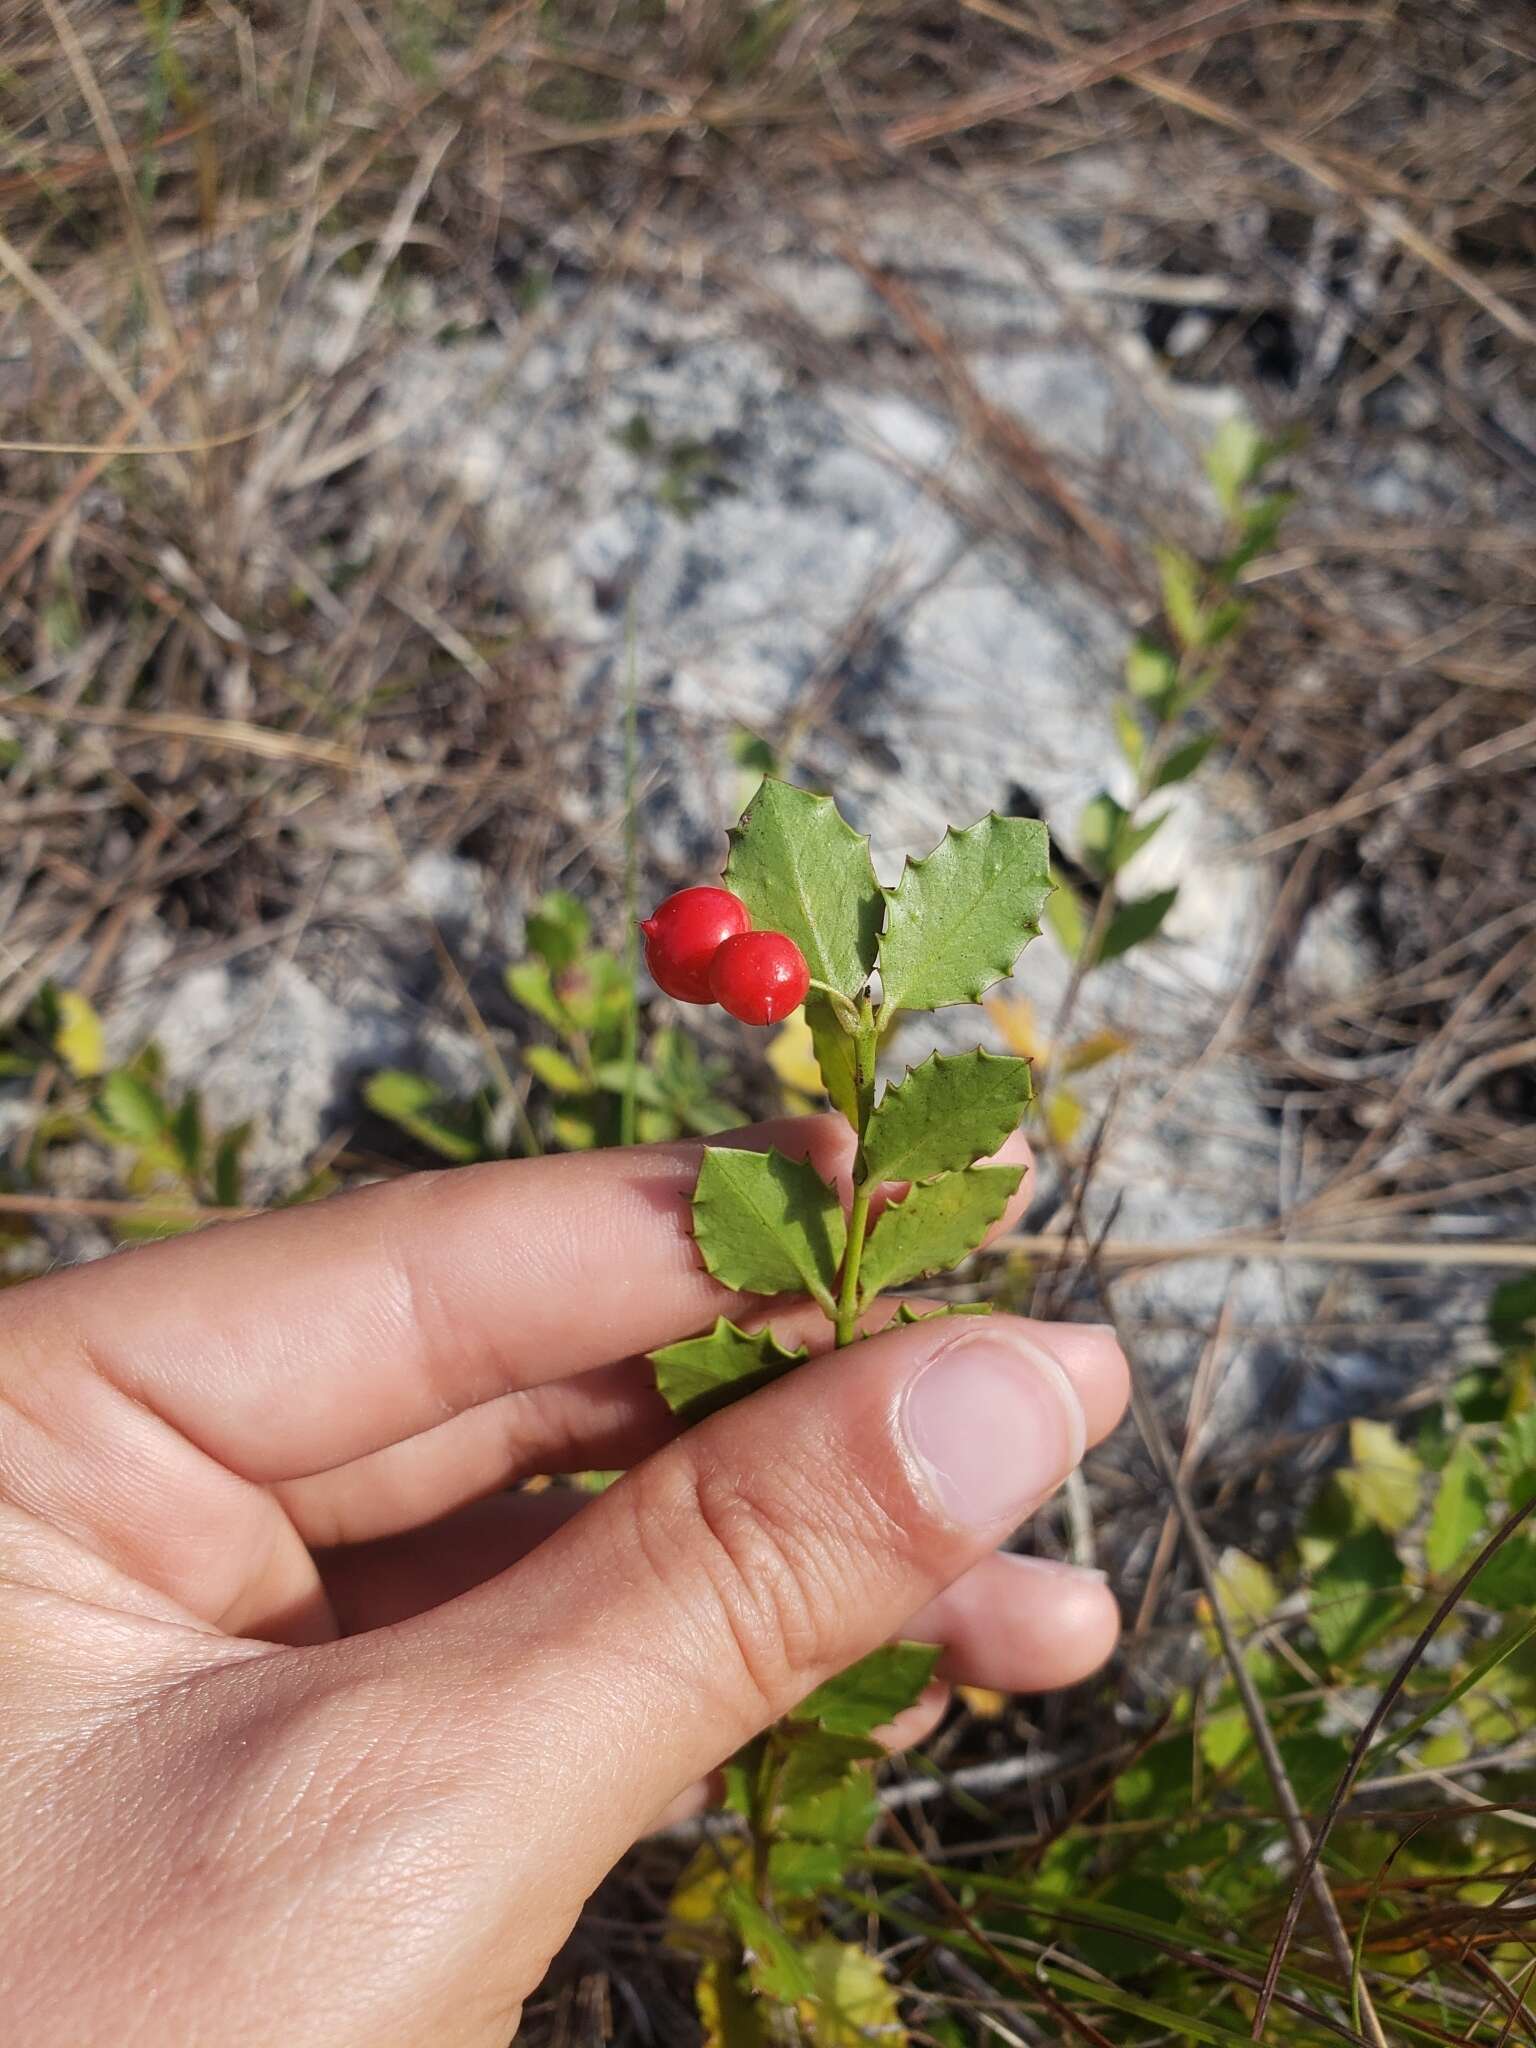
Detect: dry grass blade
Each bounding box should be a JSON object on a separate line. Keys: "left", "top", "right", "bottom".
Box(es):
{"left": 1253, "top": 1496, "right": 1536, "bottom": 2036}
{"left": 1096, "top": 1268, "right": 1392, "bottom": 2048}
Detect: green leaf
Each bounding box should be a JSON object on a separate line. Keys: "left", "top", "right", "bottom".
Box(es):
{"left": 696, "top": 1957, "right": 774, "bottom": 2048}
{"left": 777, "top": 1730, "right": 882, "bottom": 1812}
{"left": 1044, "top": 868, "right": 1086, "bottom": 959}
{"left": 863, "top": 1051, "right": 1032, "bottom": 1186}
{"left": 504, "top": 960, "right": 569, "bottom": 1034}
{"left": 1072, "top": 1876, "right": 1185, "bottom": 1980}
{"left": 1206, "top": 415, "right": 1267, "bottom": 515}
{"left": 1490, "top": 1272, "right": 1536, "bottom": 1351}
{"left": 651, "top": 1315, "right": 809, "bottom": 1424}
{"left": 1501, "top": 1411, "right": 1536, "bottom": 1509}
{"left": 1311, "top": 1526, "right": 1402, "bottom": 1662}
{"left": 363, "top": 1070, "right": 485, "bottom": 1163}
{"left": 1426, "top": 1440, "right": 1488, "bottom": 1575}
{"left": 1112, "top": 698, "right": 1145, "bottom": 769}
{"left": 1337, "top": 1418, "right": 1422, "bottom": 1534}
{"left": 1201, "top": 596, "right": 1249, "bottom": 647}
{"left": 96, "top": 1069, "right": 168, "bottom": 1143}
{"left": 1469, "top": 1536, "right": 1536, "bottom": 1612}
{"left": 53, "top": 990, "right": 106, "bottom": 1079}
{"left": 1221, "top": 490, "right": 1294, "bottom": 577}
{"left": 212, "top": 1122, "right": 251, "bottom": 1207}
{"left": 857, "top": 1164, "right": 1023, "bottom": 1303}
{"left": 797, "top": 1642, "right": 940, "bottom": 1738}
{"left": 1154, "top": 544, "right": 1206, "bottom": 650}
{"left": 1125, "top": 636, "right": 1178, "bottom": 707}
{"left": 525, "top": 889, "right": 589, "bottom": 972}
{"left": 1096, "top": 887, "right": 1179, "bottom": 964}
{"left": 805, "top": 994, "right": 859, "bottom": 1126}
{"left": 725, "top": 779, "right": 882, "bottom": 1000}
{"left": 1150, "top": 730, "right": 1218, "bottom": 791}
{"left": 691, "top": 1147, "right": 846, "bottom": 1310}
{"left": 778, "top": 1743, "right": 881, "bottom": 1838}
{"left": 1214, "top": 1547, "right": 1281, "bottom": 1623}
{"left": 877, "top": 815, "right": 1051, "bottom": 1016}
{"left": 1078, "top": 793, "right": 1168, "bottom": 879}
{"left": 522, "top": 1044, "right": 588, "bottom": 1095}
{"left": 168, "top": 1091, "right": 203, "bottom": 1177}
{"left": 891, "top": 1301, "right": 992, "bottom": 1324}
{"left": 725, "top": 1888, "right": 814, "bottom": 2004}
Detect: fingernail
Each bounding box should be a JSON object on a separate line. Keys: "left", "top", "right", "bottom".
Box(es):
{"left": 902, "top": 1330, "right": 1087, "bottom": 1530}
{"left": 999, "top": 1551, "right": 1109, "bottom": 1586}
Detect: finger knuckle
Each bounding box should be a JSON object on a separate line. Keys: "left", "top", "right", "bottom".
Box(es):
{"left": 630, "top": 1448, "right": 897, "bottom": 1726}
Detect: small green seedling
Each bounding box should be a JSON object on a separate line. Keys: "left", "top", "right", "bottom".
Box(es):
{"left": 645, "top": 778, "right": 1052, "bottom": 2041}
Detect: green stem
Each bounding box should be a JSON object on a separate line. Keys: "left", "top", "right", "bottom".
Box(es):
{"left": 834, "top": 997, "right": 879, "bottom": 1347}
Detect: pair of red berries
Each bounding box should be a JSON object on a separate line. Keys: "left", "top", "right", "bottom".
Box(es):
{"left": 641, "top": 887, "right": 810, "bottom": 1026}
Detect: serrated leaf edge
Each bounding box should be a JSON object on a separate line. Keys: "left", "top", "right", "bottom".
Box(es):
{"left": 878, "top": 813, "right": 1052, "bottom": 1015}
{"left": 866, "top": 1046, "right": 1033, "bottom": 1182}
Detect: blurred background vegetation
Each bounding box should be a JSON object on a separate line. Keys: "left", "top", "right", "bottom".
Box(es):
{"left": 2, "top": 2, "right": 1534, "bottom": 2042}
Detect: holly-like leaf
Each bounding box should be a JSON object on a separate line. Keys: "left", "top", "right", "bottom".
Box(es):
{"left": 1426, "top": 1440, "right": 1488, "bottom": 1575}
{"left": 652, "top": 1315, "right": 809, "bottom": 1424}
{"left": 779, "top": 1743, "right": 881, "bottom": 1836}
{"left": 1337, "top": 1419, "right": 1422, "bottom": 1535}
{"left": 1097, "top": 887, "right": 1179, "bottom": 964}
{"left": 857, "top": 1164, "right": 1024, "bottom": 1304}
{"left": 796, "top": 1642, "right": 940, "bottom": 1737}
{"left": 877, "top": 815, "right": 1051, "bottom": 1016}
{"left": 1311, "top": 1526, "right": 1403, "bottom": 1662}
{"left": 863, "top": 1051, "right": 1032, "bottom": 1186}
{"left": 777, "top": 1730, "right": 882, "bottom": 1811}
{"left": 691, "top": 1146, "right": 846, "bottom": 1310}
{"left": 725, "top": 780, "right": 882, "bottom": 1001}
{"left": 795, "top": 1940, "right": 906, "bottom": 2048}
{"left": 805, "top": 994, "right": 859, "bottom": 1126}
{"left": 727, "top": 1888, "right": 814, "bottom": 2004}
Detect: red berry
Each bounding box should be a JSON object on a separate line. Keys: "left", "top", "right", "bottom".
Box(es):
{"left": 640, "top": 885, "right": 750, "bottom": 1004}
{"left": 708, "top": 930, "right": 811, "bottom": 1026}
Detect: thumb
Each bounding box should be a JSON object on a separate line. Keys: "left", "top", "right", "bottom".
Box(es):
{"left": 401, "top": 1312, "right": 1092, "bottom": 1886}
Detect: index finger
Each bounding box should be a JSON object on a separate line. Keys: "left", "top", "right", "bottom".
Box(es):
{"left": 3, "top": 1117, "right": 1033, "bottom": 1489}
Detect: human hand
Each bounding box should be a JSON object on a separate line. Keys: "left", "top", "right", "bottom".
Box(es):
{"left": 0, "top": 1115, "right": 1127, "bottom": 2047}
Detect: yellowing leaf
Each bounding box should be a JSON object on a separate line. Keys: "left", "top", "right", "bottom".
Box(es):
{"left": 767, "top": 1011, "right": 824, "bottom": 1107}
{"left": 1060, "top": 1028, "right": 1131, "bottom": 1077}
{"left": 667, "top": 1841, "right": 751, "bottom": 1955}
{"left": 1338, "top": 1419, "right": 1422, "bottom": 1534}
{"left": 1214, "top": 1547, "right": 1281, "bottom": 1623}
{"left": 985, "top": 992, "right": 1048, "bottom": 1062}
{"left": 795, "top": 1940, "right": 906, "bottom": 2046}
{"left": 54, "top": 990, "right": 106, "bottom": 1079}
{"left": 958, "top": 1685, "right": 1006, "bottom": 1719}
{"left": 1045, "top": 1087, "right": 1084, "bottom": 1147}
